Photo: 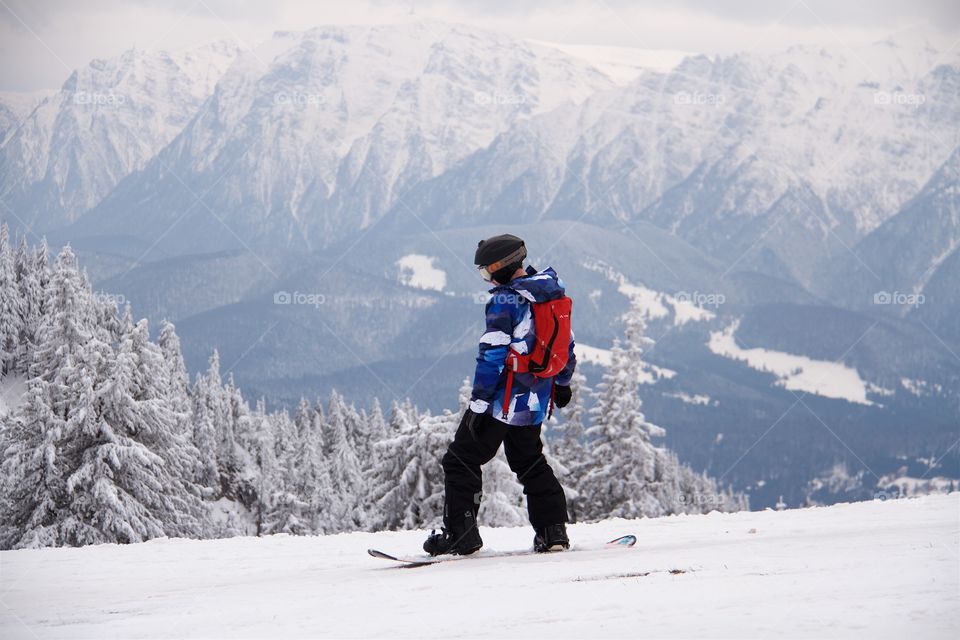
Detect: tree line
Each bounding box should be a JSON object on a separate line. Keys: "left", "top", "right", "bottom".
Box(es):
{"left": 0, "top": 228, "right": 744, "bottom": 549}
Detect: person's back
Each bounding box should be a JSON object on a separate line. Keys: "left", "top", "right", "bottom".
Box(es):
{"left": 423, "top": 234, "right": 577, "bottom": 557}
{"left": 470, "top": 265, "right": 574, "bottom": 425}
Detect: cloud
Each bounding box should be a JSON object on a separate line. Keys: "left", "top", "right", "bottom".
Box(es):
{"left": 384, "top": 0, "right": 959, "bottom": 29}
{"left": 602, "top": 0, "right": 958, "bottom": 29}
{"left": 0, "top": 0, "right": 954, "bottom": 92}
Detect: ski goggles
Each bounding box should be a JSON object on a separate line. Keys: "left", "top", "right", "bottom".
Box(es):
{"left": 477, "top": 245, "right": 527, "bottom": 282}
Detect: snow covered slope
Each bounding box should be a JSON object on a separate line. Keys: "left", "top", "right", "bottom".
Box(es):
{"left": 825, "top": 146, "right": 960, "bottom": 318}
{"left": 392, "top": 39, "right": 958, "bottom": 288}
{"left": 528, "top": 40, "right": 691, "bottom": 81}
{"left": 0, "top": 90, "right": 52, "bottom": 143}
{"left": 2, "top": 494, "right": 956, "bottom": 639}
{"left": 78, "top": 20, "right": 614, "bottom": 254}
{"left": 0, "top": 40, "right": 239, "bottom": 231}
{"left": 708, "top": 321, "right": 881, "bottom": 405}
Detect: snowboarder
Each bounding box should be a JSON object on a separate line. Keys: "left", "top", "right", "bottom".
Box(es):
{"left": 423, "top": 234, "right": 577, "bottom": 556}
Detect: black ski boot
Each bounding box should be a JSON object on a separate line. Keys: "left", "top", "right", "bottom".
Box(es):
{"left": 534, "top": 523, "right": 570, "bottom": 553}
{"left": 423, "top": 510, "right": 483, "bottom": 556}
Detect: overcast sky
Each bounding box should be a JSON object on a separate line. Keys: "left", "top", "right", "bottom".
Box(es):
{"left": 1, "top": 0, "right": 957, "bottom": 91}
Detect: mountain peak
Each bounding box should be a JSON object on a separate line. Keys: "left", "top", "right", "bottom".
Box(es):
{"left": 1, "top": 39, "right": 243, "bottom": 230}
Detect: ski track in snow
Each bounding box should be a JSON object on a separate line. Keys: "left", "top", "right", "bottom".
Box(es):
{"left": 2, "top": 495, "right": 957, "bottom": 639}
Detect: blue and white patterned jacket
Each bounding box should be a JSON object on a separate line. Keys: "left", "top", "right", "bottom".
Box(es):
{"left": 469, "top": 267, "right": 577, "bottom": 426}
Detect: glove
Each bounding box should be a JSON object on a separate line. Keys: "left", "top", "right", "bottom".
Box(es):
{"left": 461, "top": 409, "right": 483, "bottom": 440}
{"left": 553, "top": 384, "right": 572, "bottom": 409}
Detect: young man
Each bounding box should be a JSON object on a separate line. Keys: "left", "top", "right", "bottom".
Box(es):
{"left": 423, "top": 234, "right": 577, "bottom": 556}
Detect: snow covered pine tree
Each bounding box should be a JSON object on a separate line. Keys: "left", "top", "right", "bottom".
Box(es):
{"left": 2, "top": 233, "right": 740, "bottom": 552}
{"left": 578, "top": 296, "right": 745, "bottom": 519}
{"left": 0, "top": 234, "right": 433, "bottom": 548}
{"left": 0, "top": 244, "right": 209, "bottom": 547}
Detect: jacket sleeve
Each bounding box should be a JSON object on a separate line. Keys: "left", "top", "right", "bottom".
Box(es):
{"left": 555, "top": 332, "right": 577, "bottom": 386}
{"left": 469, "top": 296, "right": 517, "bottom": 412}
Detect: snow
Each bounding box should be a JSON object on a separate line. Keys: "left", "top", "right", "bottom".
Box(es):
{"left": 0, "top": 90, "right": 52, "bottom": 117}
{"left": 665, "top": 391, "right": 715, "bottom": 406}
{"left": 0, "top": 374, "right": 26, "bottom": 418}
{"left": 501, "top": 38, "right": 959, "bottom": 246}
{"left": 877, "top": 475, "right": 957, "bottom": 496}
{"left": 916, "top": 237, "right": 960, "bottom": 294}
{"left": 208, "top": 498, "right": 256, "bottom": 536}
{"left": 1, "top": 39, "right": 240, "bottom": 226}
{"left": 709, "top": 321, "right": 876, "bottom": 405}
{"left": 528, "top": 41, "right": 692, "bottom": 83}
{"left": 108, "top": 20, "right": 615, "bottom": 242}
{"left": 619, "top": 282, "right": 716, "bottom": 327}
{"left": 6, "top": 27, "right": 958, "bottom": 256}
{"left": 2, "top": 494, "right": 956, "bottom": 639}
{"left": 868, "top": 382, "right": 896, "bottom": 397}
{"left": 396, "top": 254, "right": 446, "bottom": 291}
{"left": 670, "top": 295, "right": 716, "bottom": 325}
{"left": 636, "top": 362, "right": 677, "bottom": 384}
{"left": 901, "top": 377, "right": 944, "bottom": 397}
{"left": 574, "top": 343, "right": 675, "bottom": 384}
{"left": 618, "top": 281, "right": 670, "bottom": 320}
{"left": 584, "top": 261, "right": 716, "bottom": 326}
{"left": 573, "top": 342, "right": 613, "bottom": 366}
{"left": 0, "top": 90, "right": 52, "bottom": 141}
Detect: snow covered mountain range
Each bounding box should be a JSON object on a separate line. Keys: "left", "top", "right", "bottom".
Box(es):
{"left": 3, "top": 22, "right": 956, "bottom": 286}
{"left": 0, "top": 40, "right": 240, "bottom": 231}
{"left": 70, "top": 21, "right": 614, "bottom": 253}
{"left": 1, "top": 19, "right": 957, "bottom": 507}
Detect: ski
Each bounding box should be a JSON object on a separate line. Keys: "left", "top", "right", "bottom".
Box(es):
{"left": 368, "top": 534, "right": 636, "bottom": 568}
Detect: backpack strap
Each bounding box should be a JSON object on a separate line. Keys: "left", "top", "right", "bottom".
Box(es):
{"left": 502, "top": 351, "right": 525, "bottom": 419}
{"left": 502, "top": 366, "right": 514, "bottom": 420}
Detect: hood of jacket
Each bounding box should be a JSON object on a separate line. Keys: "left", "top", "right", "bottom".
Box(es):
{"left": 493, "top": 267, "right": 566, "bottom": 303}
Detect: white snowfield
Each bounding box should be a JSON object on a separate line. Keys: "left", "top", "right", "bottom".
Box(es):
{"left": 582, "top": 261, "right": 717, "bottom": 328}
{"left": 526, "top": 41, "right": 692, "bottom": 83}
{"left": 2, "top": 495, "right": 957, "bottom": 639}
{"left": 575, "top": 344, "right": 676, "bottom": 385}
{"left": 396, "top": 254, "right": 447, "bottom": 291}
{"left": 708, "top": 322, "right": 882, "bottom": 405}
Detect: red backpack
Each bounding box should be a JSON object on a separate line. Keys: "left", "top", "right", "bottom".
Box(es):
{"left": 502, "top": 296, "right": 573, "bottom": 420}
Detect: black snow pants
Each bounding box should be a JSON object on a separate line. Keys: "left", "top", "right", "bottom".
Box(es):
{"left": 441, "top": 411, "right": 568, "bottom": 531}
